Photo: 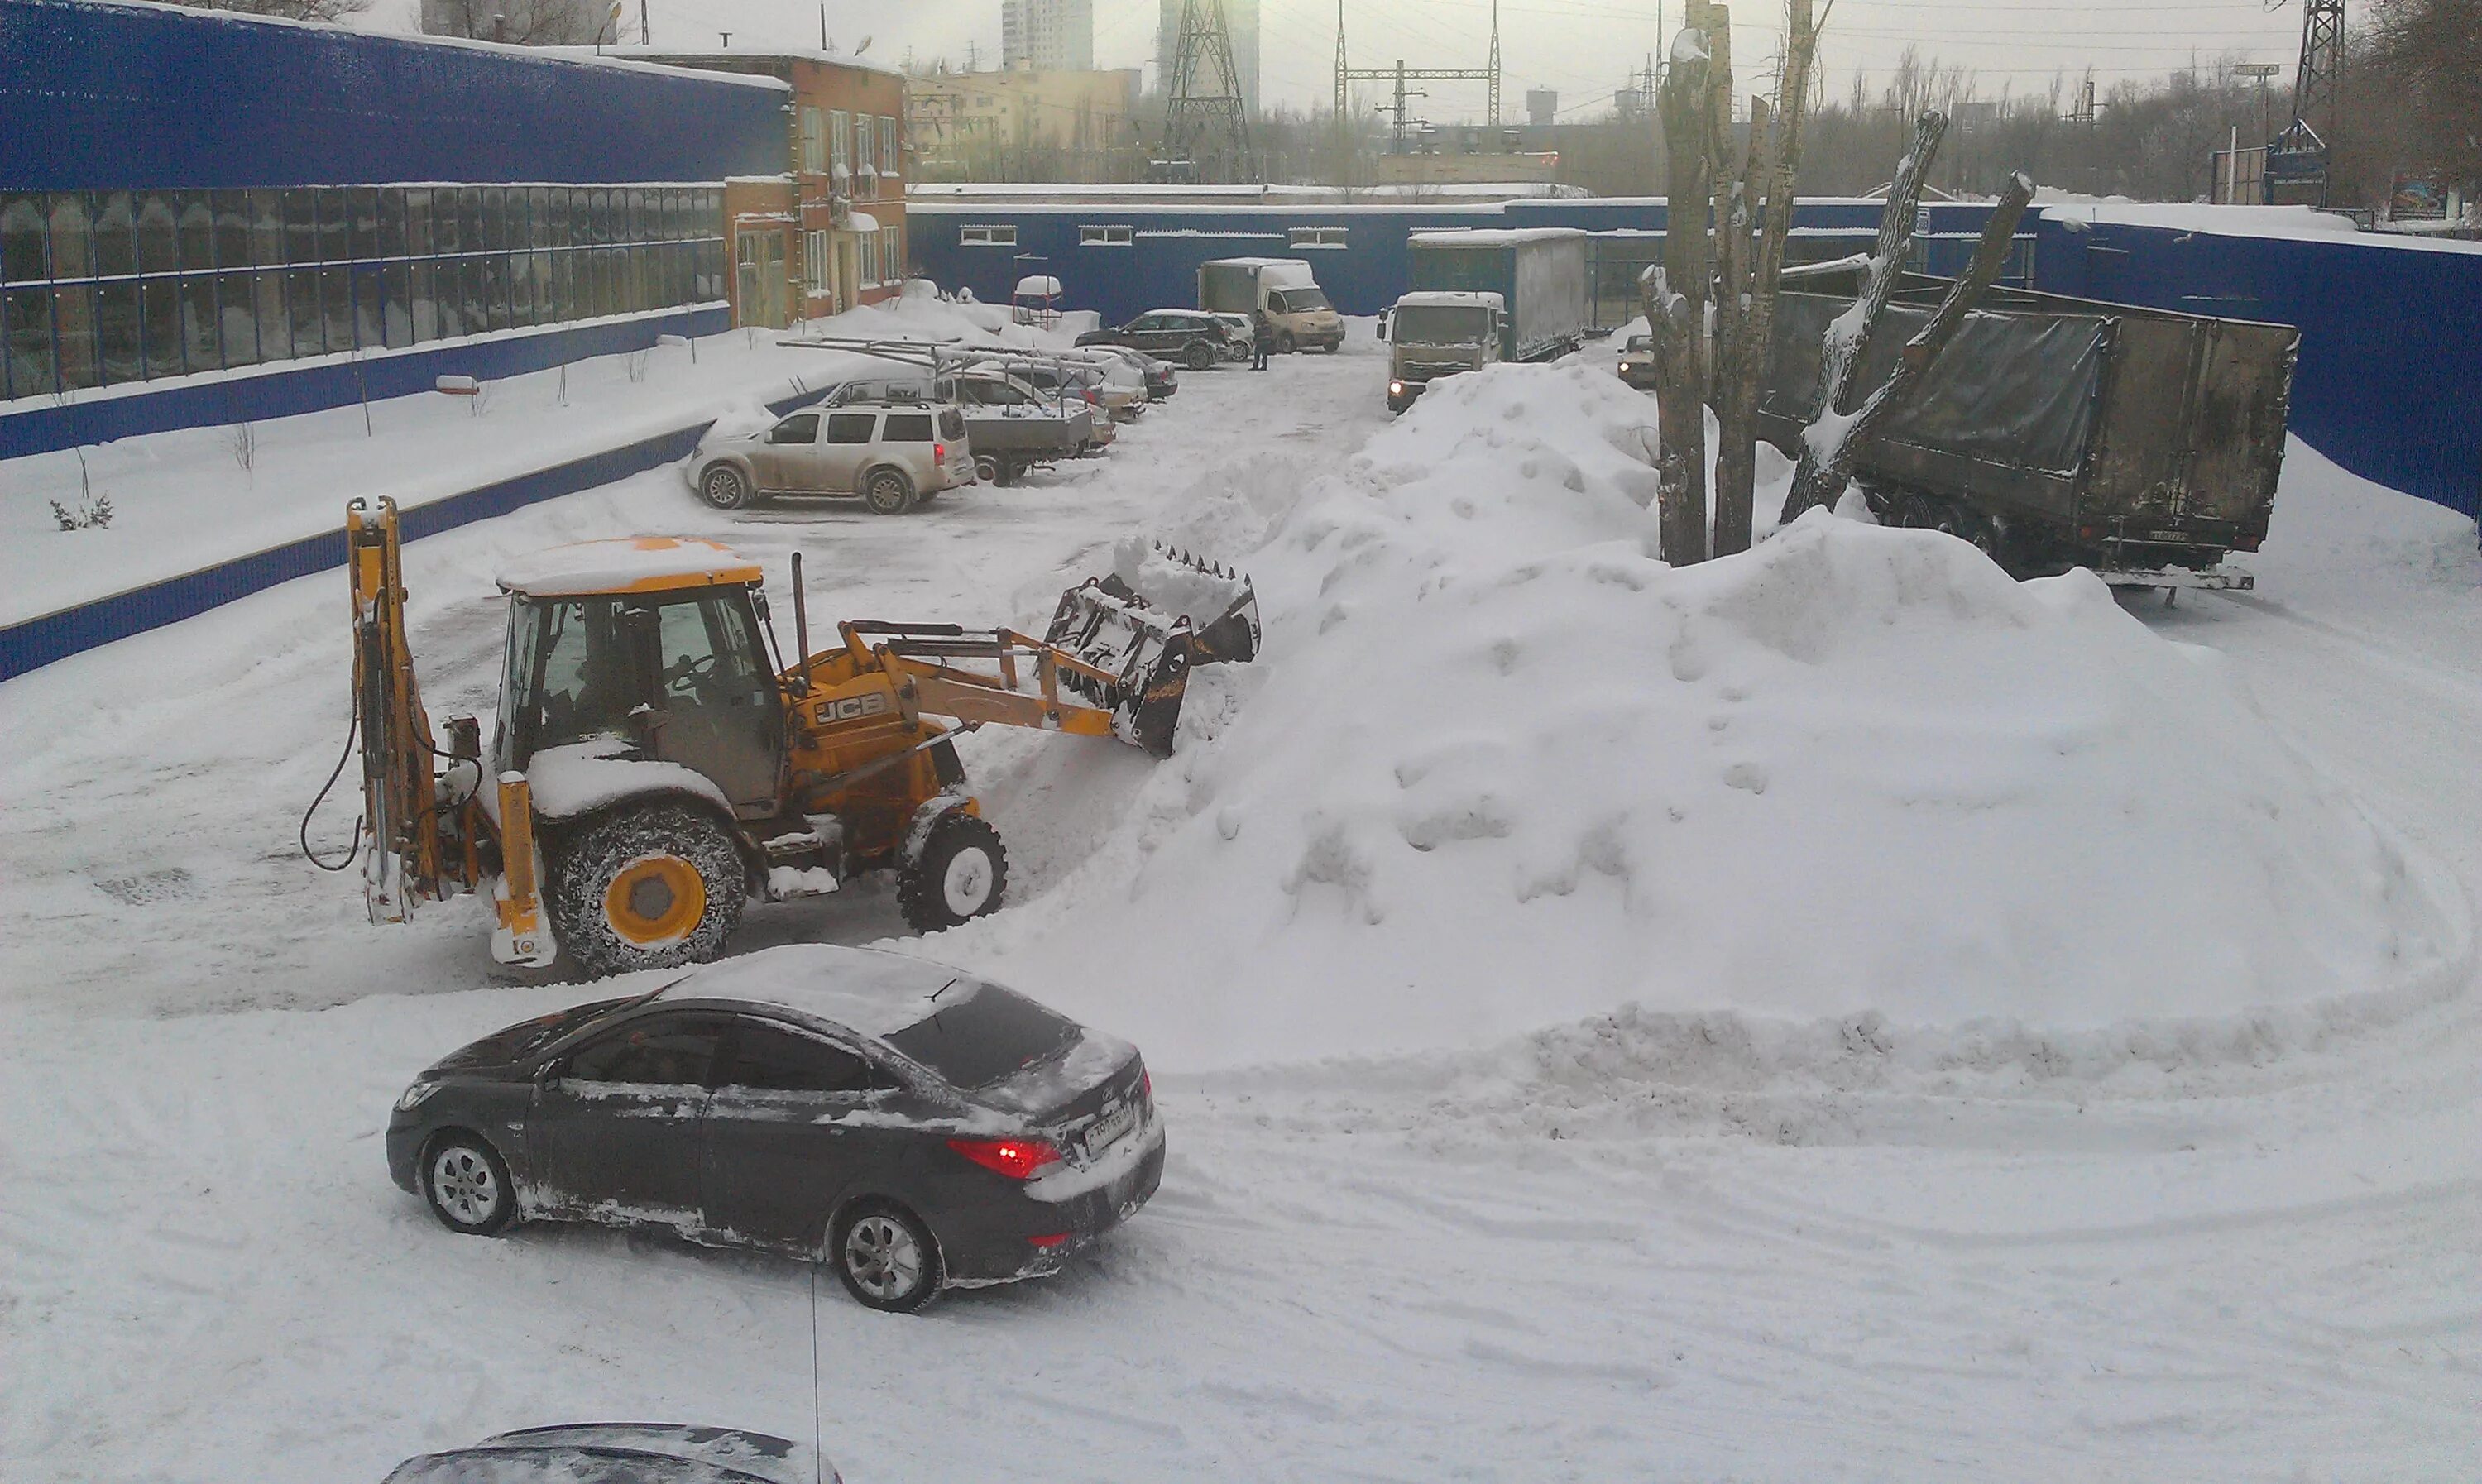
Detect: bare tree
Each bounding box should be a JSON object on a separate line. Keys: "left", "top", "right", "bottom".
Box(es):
{"left": 1646, "top": 22, "right": 1716, "bottom": 567}
{"left": 1779, "top": 108, "right": 1946, "bottom": 520}
{"left": 1788, "top": 172, "right": 2037, "bottom": 519}
{"left": 1712, "top": 0, "right": 1826, "bottom": 557}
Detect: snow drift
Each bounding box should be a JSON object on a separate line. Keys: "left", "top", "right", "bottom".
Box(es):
{"left": 954, "top": 363, "right": 2470, "bottom": 1072}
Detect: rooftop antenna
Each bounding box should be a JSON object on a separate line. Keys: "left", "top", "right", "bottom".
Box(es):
{"left": 718, "top": 29, "right": 732, "bottom": 47}
{"left": 819, "top": 3, "right": 827, "bottom": 50}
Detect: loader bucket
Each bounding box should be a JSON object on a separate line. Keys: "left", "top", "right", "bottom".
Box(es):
{"left": 1044, "top": 544, "right": 1259, "bottom": 759}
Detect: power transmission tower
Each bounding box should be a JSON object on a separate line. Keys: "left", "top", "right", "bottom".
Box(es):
{"left": 1334, "top": 1, "right": 1500, "bottom": 151}
{"left": 1162, "top": 0, "right": 1255, "bottom": 182}
{"left": 2268, "top": 0, "right": 2341, "bottom": 203}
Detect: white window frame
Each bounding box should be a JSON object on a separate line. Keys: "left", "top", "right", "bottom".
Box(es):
{"left": 959, "top": 223, "right": 1018, "bottom": 247}
{"left": 879, "top": 116, "right": 898, "bottom": 176}
{"left": 800, "top": 107, "right": 826, "bottom": 174}
{"left": 1289, "top": 226, "right": 1349, "bottom": 249}
{"left": 828, "top": 109, "right": 850, "bottom": 173}
{"left": 1080, "top": 224, "right": 1133, "bottom": 247}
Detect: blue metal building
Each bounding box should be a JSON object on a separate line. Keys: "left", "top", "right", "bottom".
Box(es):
{"left": 0, "top": 0, "right": 789, "bottom": 458}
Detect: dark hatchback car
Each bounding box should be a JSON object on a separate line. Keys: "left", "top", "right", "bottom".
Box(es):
{"left": 1076, "top": 309, "right": 1234, "bottom": 371}
{"left": 388, "top": 945, "right": 1163, "bottom": 1313}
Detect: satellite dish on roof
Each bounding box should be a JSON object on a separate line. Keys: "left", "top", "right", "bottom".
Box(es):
{"left": 855, "top": 35, "right": 873, "bottom": 54}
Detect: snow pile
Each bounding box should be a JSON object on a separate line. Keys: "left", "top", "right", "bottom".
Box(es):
{"left": 956, "top": 361, "right": 2470, "bottom": 1072}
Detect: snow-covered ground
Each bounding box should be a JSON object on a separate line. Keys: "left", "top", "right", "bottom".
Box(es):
{"left": 2, "top": 323, "right": 2477, "bottom": 1482}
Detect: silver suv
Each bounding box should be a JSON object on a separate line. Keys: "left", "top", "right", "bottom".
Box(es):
{"left": 689, "top": 405, "right": 975, "bottom": 514}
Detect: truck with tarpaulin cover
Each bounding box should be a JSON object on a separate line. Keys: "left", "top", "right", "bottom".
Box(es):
{"left": 1760, "top": 270, "right": 2297, "bottom": 591}
{"left": 1381, "top": 229, "right": 1588, "bottom": 413}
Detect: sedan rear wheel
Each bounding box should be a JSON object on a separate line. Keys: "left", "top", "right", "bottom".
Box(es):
{"left": 833, "top": 1203, "right": 943, "bottom": 1313}
{"left": 424, "top": 1132, "right": 516, "bottom": 1236}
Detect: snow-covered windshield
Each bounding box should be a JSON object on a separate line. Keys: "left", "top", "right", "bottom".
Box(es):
{"left": 881, "top": 979, "right": 1080, "bottom": 1089}
{"left": 1392, "top": 306, "right": 1491, "bottom": 345}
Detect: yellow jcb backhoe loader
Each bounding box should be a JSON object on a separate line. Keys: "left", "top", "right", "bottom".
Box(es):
{"left": 339, "top": 498, "right": 1256, "bottom": 978}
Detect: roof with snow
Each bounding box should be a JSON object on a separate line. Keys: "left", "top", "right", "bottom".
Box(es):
{"left": 1409, "top": 227, "right": 1590, "bottom": 247}
{"left": 1396, "top": 290, "right": 1505, "bottom": 308}
{"left": 496, "top": 537, "right": 764, "bottom": 597}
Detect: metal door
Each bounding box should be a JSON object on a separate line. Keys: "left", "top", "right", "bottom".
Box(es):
{"left": 700, "top": 1017, "right": 907, "bottom": 1253}
{"left": 817, "top": 411, "right": 879, "bottom": 492}
{"left": 644, "top": 592, "right": 783, "bottom": 814}
{"left": 526, "top": 1012, "right": 731, "bottom": 1228}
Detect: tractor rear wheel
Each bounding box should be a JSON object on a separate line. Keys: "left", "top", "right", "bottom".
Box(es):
{"left": 896, "top": 812, "right": 1009, "bottom": 933}
{"left": 551, "top": 803, "right": 745, "bottom": 979}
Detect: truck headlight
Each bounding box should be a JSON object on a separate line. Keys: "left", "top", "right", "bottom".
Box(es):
{"left": 1389, "top": 380, "right": 1405, "bottom": 396}
{"left": 395, "top": 1079, "right": 442, "bottom": 1113}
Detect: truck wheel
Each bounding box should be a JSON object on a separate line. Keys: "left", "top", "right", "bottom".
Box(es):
{"left": 551, "top": 803, "right": 745, "bottom": 979}
{"left": 1276, "top": 333, "right": 1296, "bottom": 355}
{"left": 698, "top": 464, "right": 752, "bottom": 510}
{"left": 973, "top": 452, "right": 1001, "bottom": 485}
{"left": 897, "top": 812, "right": 1009, "bottom": 932}
{"left": 863, "top": 467, "right": 916, "bottom": 515}
{"left": 1185, "top": 341, "right": 1215, "bottom": 372}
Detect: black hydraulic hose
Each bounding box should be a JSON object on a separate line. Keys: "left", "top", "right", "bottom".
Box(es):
{"left": 299, "top": 693, "right": 364, "bottom": 873}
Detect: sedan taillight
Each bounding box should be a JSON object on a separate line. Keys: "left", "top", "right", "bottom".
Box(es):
{"left": 948, "top": 1137, "right": 1062, "bottom": 1180}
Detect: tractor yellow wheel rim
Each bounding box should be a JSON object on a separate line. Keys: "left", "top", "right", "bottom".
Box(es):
{"left": 602, "top": 854, "right": 707, "bottom": 946}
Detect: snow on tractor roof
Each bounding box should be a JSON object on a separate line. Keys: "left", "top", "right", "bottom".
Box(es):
{"left": 666, "top": 944, "right": 977, "bottom": 1039}
{"left": 497, "top": 536, "right": 764, "bottom": 598}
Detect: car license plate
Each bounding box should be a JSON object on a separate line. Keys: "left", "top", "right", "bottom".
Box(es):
{"left": 1085, "top": 1099, "right": 1136, "bottom": 1157}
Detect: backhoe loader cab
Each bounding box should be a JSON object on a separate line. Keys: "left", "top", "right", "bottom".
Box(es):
{"left": 341, "top": 504, "right": 1259, "bottom": 981}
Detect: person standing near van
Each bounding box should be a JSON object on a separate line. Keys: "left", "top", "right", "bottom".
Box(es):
{"left": 1251, "top": 309, "right": 1275, "bottom": 371}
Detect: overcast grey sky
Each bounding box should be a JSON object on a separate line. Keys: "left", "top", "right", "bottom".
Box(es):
{"left": 372, "top": 0, "right": 2310, "bottom": 120}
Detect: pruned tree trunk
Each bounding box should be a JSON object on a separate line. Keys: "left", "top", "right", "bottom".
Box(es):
{"left": 1651, "top": 31, "right": 1714, "bottom": 567}
{"left": 1796, "top": 170, "right": 2038, "bottom": 510}
{"left": 1713, "top": 0, "right": 1822, "bottom": 555}
{"left": 1781, "top": 108, "right": 1948, "bottom": 520}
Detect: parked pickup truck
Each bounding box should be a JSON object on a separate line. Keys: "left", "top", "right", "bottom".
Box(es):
{"left": 1198, "top": 258, "right": 1344, "bottom": 353}
{"left": 1378, "top": 229, "right": 1589, "bottom": 413}
{"left": 1761, "top": 272, "right": 2296, "bottom": 591}
{"left": 822, "top": 370, "right": 1098, "bottom": 486}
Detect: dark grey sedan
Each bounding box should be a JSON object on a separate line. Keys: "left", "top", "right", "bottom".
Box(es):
{"left": 387, "top": 945, "right": 1163, "bottom": 1313}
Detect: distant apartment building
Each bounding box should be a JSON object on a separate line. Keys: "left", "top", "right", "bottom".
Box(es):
{"left": 1001, "top": 0, "right": 1095, "bottom": 73}
{"left": 636, "top": 50, "right": 908, "bottom": 323}
{"left": 1156, "top": 0, "right": 1258, "bottom": 116}
{"left": 908, "top": 69, "right": 1142, "bottom": 182}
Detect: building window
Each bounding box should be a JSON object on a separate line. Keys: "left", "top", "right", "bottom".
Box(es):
{"left": 1290, "top": 226, "right": 1349, "bottom": 248}
{"left": 0, "top": 180, "right": 733, "bottom": 405}
{"left": 878, "top": 116, "right": 898, "bottom": 177}
{"left": 801, "top": 106, "right": 827, "bottom": 174}
{"left": 829, "top": 110, "right": 850, "bottom": 175}
{"left": 858, "top": 232, "right": 878, "bottom": 287}
{"left": 959, "top": 224, "right": 1017, "bottom": 247}
{"left": 1080, "top": 224, "right": 1133, "bottom": 247}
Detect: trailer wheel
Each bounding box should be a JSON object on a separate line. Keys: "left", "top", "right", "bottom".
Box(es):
{"left": 897, "top": 812, "right": 1009, "bottom": 932}
{"left": 551, "top": 803, "right": 745, "bottom": 979}
{"left": 973, "top": 452, "right": 1001, "bottom": 485}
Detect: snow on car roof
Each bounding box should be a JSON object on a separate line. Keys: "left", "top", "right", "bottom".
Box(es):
{"left": 668, "top": 944, "right": 973, "bottom": 1038}
{"left": 1395, "top": 290, "right": 1504, "bottom": 308}
{"left": 497, "top": 536, "right": 764, "bottom": 597}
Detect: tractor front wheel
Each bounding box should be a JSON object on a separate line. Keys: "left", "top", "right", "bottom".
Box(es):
{"left": 896, "top": 812, "right": 1009, "bottom": 933}
{"left": 551, "top": 803, "right": 745, "bottom": 979}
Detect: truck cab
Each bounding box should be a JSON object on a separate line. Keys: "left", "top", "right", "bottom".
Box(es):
{"left": 1197, "top": 258, "right": 1344, "bottom": 354}
{"left": 1379, "top": 291, "right": 1506, "bottom": 413}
